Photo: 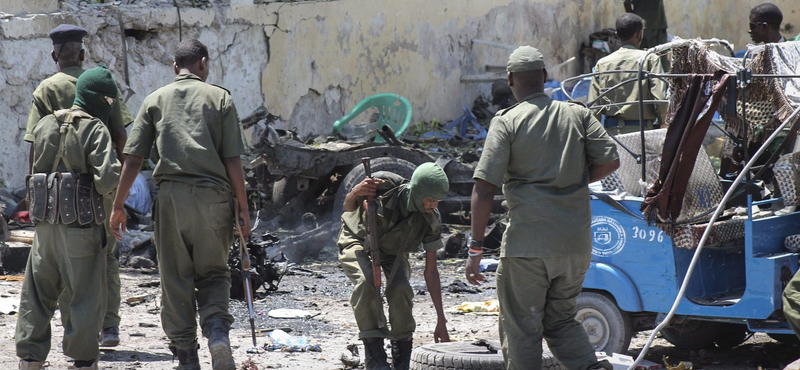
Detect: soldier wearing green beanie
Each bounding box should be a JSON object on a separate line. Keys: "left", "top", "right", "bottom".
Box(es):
{"left": 24, "top": 24, "right": 134, "bottom": 349}
{"left": 467, "top": 46, "right": 619, "bottom": 370}
{"left": 16, "top": 66, "right": 122, "bottom": 370}
{"left": 338, "top": 162, "right": 451, "bottom": 370}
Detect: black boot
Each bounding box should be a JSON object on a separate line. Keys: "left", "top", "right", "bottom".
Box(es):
{"left": 170, "top": 342, "right": 200, "bottom": 370}
{"left": 391, "top": 338, "right": 413, "bottom": 370}
{"left": 203, "top": 319, "right": 236, "bottom": 370}
{"left": 362, "top": 337, "right": 391, "bottom": 370}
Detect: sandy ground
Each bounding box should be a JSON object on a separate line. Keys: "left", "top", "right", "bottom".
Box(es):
{"left": 0, "top": 254, "right": 799, "bottom": 370}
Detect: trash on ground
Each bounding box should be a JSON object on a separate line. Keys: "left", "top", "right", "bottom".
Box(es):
{"left": 663, "top": 356, "right": 692, "bottom": 370}
{"left": 446, "top": 280, "right": 481, "bottom": 294}
{"left": 0, "top": 275, "right": 24, "bottom": 282}
{"left": 125, "top": 295, "right": 150, "bottom": 307}
{"left": 479, "top": 258, "right": 498, "bottom": 272}
{"left": 266, "top": 329, "right": 321, "bottom": 352}
{"left": 450, "top": 299, "right": 500, "bottom": 315}
{"left": 595, "top": 351, "right": 661, "bottom": 369}
{"left": 268, "top": 308, "right": 318, "bottom": 319}
{"left": 0, "top": 297, "right": 19, "bottom": 314}
{"left": 339, "top": 343, "right": 361, "bottom": 368}
{"left": 241, "top": 358, "right": 259, "bottom": 370}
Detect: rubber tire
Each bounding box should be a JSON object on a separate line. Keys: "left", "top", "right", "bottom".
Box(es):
{"left": 661, "top": 319, "right": 721, "bottom": 350}
{"left": 713, "top": 323, "right": 749, "bottom": 349}
{"left": 575, "top": 291, "right": 633, "bottom": 355}
{"left": 332, "top": 157, "right": 417, "bottom": 221}
{"left": 768, "top": 333, "right": 800, "bottom": 345}
{"left": 409, "top": 340, "right": 563, "bottom": 370}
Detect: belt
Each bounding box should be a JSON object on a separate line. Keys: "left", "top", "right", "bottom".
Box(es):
{"left": 603, "top": 117, "right": 654, "bottom": 128}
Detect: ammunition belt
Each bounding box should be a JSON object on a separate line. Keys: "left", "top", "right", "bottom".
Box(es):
{"left": 27, "top": 172, "right": 106, "bottom": 226}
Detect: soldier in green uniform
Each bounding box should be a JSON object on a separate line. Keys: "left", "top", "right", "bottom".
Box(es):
{"left": 109, "top": 39, "right": 249, "bottom": 370}
{"left": 465, "top": 46, "right": 619, "bottom": 370}
{"left": 23, "top": 24, "right": 133, "bottom": 347}
{"left": 338, "top": 162, "right": 450, "bottom": 370}
{"left": 623, "top": 0, "right": 667, "bottom": 49}
{"left": 16, "top": 66, "right": 122, "bottom": 370}
{"left": 588, "top": 13, "right": 668, "bottom": 135}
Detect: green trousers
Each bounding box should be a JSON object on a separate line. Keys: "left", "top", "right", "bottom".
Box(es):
{"left": 782, "top": 269, "right": 800, "bottom": 340}
{"left": 58, "top": 196, "right": 121, "bottom": 331}
{"left": 339, "top": 244, "right": 415, "bottom": 340}
{"left": 15, "top": 223, "right": 107, "bottom": 362}
{"left": 497, "top": 256, "right": 611, "bottom": 370}
{"left": 154, "top": 181, "right": 235, "bottom": 350}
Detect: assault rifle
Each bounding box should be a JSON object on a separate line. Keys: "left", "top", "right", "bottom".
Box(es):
{"left": 362, "top": 157, "right": 385, "bottom": 328}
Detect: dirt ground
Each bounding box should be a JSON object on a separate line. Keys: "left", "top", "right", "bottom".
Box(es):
{"left": 0, "top": 252, "right": 799, "bottom": 370}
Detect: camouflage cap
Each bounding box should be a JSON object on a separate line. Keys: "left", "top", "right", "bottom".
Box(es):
{"left": 507, "top": 45, "right": 545, "bottom": 72}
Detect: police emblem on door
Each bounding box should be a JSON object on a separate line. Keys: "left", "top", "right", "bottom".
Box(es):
{"left": 591, "top": 216, "right": 626, "bottom": 257}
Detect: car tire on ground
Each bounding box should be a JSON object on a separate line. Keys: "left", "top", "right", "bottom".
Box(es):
{"left": 576, "top": 291, "right": 633, "bottom": 355}
{"left": 332, "top": 157, "right": 417, "bottom": 222}
{"left": 713, "top": 323, "right": 749, "bottom": 348}
{"left": 661, "top": 319, "right": 721, "bottom": 350}
{"left": 409, "top": 340, "right": 563, "bottom": 370}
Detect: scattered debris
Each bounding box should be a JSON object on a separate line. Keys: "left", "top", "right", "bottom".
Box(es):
{"left": 339, "top": 343, "right": 361, "bottom": 368}
{"left": 241, "top": 359, "right": 259, "bottom": 370}
{"left": 229, "top": 232, "right": 289, "bottom": 300}
{"left": 125, "top": 295, "right": 150, "bottom": 307}
{"left": 267, "top": 309, "right": 319, "bottom": 319}
{"left": 664, "top": 356, "right": 692, "bottom": 370}
{"left": 479, "top": 258, "right": 499, "bottom": 272}
{"left": 266, "top": 329, "right": 321, "bottom": 352}
{"left": 596, "top": 352, "right": 662, "bottom": 369}
{"left": 0, "top": 297, "right": 19, "bottom": 314}
{"left": 446, "top": 280, "right": 481, "bottom": 294}
{"left": 451, "top": 299, "right": 500, "bottom": 315}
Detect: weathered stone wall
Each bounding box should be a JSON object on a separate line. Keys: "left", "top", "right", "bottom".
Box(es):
{"left": 2, "top": 0, "right": 799, "bottom": 190}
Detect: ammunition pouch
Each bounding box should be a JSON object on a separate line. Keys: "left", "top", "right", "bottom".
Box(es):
{"left": 26, "top": 172, "right": 105, "bottom": 225}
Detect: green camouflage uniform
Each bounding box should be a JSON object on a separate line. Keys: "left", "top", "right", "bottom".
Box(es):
{"left": 24, "top": 65, "right": 133, "bottom": 331}
{"left": 16, "top": 108, "right": 121, "bottom": 362}
{"left": 123, "top": 73, "right": 244, "bottom": 350}
{"left": 474, "top": 92, "right": 618, "bottom": 370}
{"left": 588, "top": 45, "right": 668, "bottom": 134}
{"left": 337, "top": 170, "right": 444, "bottom": 341}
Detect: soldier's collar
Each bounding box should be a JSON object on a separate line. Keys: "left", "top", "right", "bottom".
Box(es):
{"left": 519, "top": 92, "right": 549, "bottom": 102}
{"left": 174, "top": 73, "right": 203, "bottom": 82}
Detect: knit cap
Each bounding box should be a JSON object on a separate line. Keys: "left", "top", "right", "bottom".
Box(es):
{"left": 74, "top": 66, "right": 117, "bottom": 124}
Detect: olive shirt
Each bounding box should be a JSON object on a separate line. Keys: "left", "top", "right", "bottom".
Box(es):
{"left": 31, "top": 108, "right": 121, "bottom": 197}
{"left": 124, "top": 73, "right": 245, "bottom": 191}
{"left": 588, "top": 45, "right": 668, "bottom": 123}
{"left": 473, "top": 92, "right": 618, "bottom": 258}
{"left": 338, "top": 172, "right": 443, "bottom": 256}
{"left": 24, "top": 66, "right": 133, "bottom": 143}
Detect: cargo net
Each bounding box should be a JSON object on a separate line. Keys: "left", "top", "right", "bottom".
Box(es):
{"left": 669, "top": 40, "right": 800, "bottom": 144}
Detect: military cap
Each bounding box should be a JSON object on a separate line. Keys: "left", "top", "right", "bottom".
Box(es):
{"left": 507, "top": 45, "right": 545, "bottom": 72}
{"left": 49, "top": 24, "right": 88, "bottom": 45}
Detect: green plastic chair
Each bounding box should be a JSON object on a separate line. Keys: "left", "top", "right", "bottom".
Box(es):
{"left": 333, "top": 93, "right": 412, "bottom": 143}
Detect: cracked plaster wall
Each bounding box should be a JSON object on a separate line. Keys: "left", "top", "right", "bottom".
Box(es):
{"left": 3, "top": 0, "right": 799, "bottom": 189}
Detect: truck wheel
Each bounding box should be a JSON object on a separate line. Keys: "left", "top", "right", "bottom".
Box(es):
{"left": 409, "top": 340, "right": 563, "bottom": 370}
{"left": 661, "top": 319, "right": 721, "bottom": 350}
{"left": 713, "top": 323, "right": 749, "bottom": 348}
{"left": 768, "top": 333, "right": 800, "bottom": 345}
{"left": 576, "top": 292, "right": 633, "bottom": 354}
{"left": 332, "top": 157, "right": 417, "bottom": 222}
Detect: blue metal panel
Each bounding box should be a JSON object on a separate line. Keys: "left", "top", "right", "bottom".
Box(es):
{"left": 584, "top": 262, "right": 642, "bottom": 312}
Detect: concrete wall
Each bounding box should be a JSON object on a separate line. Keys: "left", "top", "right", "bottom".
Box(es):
{"left": 1, "top": 0, "right": 799, "bottom": 190}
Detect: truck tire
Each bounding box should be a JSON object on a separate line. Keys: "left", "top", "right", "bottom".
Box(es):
{"left": 661, "top": 319, "right": 721, "bottom": 350}
{"left": 409, "top": 340, "right": 563, "bottom": 370}
{"left": 713, "top": 323, "right": 749, "bottom": 348}
{"left": 332, "top": 157, "right": 417, "bottom": 222}
{"left": 576, "top": 291, "right": 633, "bottom": 355}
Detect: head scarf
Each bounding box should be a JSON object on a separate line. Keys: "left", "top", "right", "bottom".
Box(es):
{"left": 400, "top": 163, "right": 449, "bottom": 214}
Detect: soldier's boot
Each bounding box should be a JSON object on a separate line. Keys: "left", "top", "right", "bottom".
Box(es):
{"left": 18, "top": 360, "right": 43, "bottom": 370}
{"left": 390, "top": 338, "right": 413, "bottom": 370}
{"left": 73, "top": 359, "right": 99, "bottom": 370}
{"left": 204, "top": 320, "right": 236, "bottom": 370}
{"left": 170, "top": 342, "right": 201, "bottom": 370}
{"left": 362, "top": 337, "right": 391, "bottom": 370}
{"left": 99, "top": 327, "right": 120, "bottom": 347}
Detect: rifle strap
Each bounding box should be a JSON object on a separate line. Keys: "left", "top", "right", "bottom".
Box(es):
{"left": 383, "top": 218, "right": 413, "bottom": 294}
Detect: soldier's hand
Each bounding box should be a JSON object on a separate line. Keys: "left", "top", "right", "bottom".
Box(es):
{"left": 109, "top": 207, "right": 127, "bottom": 242}
{"left": 465, "top": 254, "right": 485, "bottom": 286}
{"left": 351, "top": 177, "right": 385, "bottom": 198}
{"left": 434, "top": 320, "right": 450, "bottom": 343}
{"left": 237, "top": 206, "right": 251, "bottom": 241}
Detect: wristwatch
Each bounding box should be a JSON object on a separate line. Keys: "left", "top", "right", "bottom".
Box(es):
{"left": 468, "top": 238, "right": 484, "bottom": 249}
